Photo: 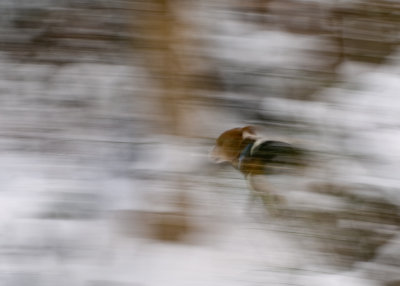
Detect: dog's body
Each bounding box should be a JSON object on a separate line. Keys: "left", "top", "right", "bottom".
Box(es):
{"left": 211, "top": 126, "right": 306, "bottom": 212}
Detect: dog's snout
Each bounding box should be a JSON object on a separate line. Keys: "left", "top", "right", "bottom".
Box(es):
{"left": 209, "top": 146, "right": 225, "bottom": 163}
{"left": 209, "top": 146, "right": 218, "bottom": 161}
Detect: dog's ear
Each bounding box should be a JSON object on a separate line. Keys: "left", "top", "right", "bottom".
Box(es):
{"left": 242, "top": 126, "right": 257, "bottom": 140}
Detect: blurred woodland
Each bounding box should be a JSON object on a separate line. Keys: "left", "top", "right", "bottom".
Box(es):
{"left": 0, "top": 0, "right": 400, "bottom": 285}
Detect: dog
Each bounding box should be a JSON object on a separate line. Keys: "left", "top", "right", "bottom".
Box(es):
{"left": 211, "top": 126, "right": 306, "bottom": 213}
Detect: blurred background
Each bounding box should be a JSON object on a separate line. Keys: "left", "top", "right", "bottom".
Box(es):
{"left": 0, "top": 0, "right": 400, "bottom": 285}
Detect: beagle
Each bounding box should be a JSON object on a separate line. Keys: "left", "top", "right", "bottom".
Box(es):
{"left": 211, "top": 126, "right": 306, "bottom": 211}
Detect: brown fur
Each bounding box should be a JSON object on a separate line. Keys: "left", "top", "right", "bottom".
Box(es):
{"left": 210, "top": 126, "right": 257, "bottom": 169}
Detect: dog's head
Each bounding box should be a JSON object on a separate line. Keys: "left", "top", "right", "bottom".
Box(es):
{"left": 210, "top": 126, "right": 257, "bottom": 166}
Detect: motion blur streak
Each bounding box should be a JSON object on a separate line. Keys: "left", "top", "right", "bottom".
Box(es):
{"left": 0, "top": 0, "right": 399, "bottom": 285}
